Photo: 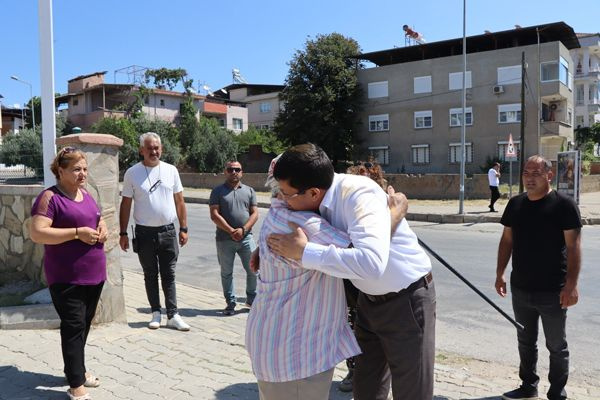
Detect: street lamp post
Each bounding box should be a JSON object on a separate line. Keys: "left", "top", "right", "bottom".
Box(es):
{"left": 458, "top": 0, "right": 467, "bottom": 214}
{"left": 10, "top": 75, "right": 36, "bottom": 131}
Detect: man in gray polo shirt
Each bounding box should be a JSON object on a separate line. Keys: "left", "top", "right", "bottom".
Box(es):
{"left": 209, "top": 161, "right": 259, "bottom": 315}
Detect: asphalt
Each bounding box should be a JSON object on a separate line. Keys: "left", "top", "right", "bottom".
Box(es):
{"left": 182, "top": 188, "right": 600, "bottom": 225}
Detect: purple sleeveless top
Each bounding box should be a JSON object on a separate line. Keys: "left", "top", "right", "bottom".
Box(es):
{"left": 31, "top": 186, "right": 106, "bottom": 286}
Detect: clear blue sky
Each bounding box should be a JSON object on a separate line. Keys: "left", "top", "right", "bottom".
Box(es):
{"left": 0, "top": 0, "right": 598, "bottom": 107}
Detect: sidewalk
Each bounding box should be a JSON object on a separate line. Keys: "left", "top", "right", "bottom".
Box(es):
{"left": 1, "top": 270, "right": 598, "bottom": 400}
{"left": 183, "top": 188, "right": 600, "bottom": 225}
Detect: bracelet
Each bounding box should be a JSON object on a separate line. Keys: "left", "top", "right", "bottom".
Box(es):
{"left": 179, "top": 227, "right": 188, "bottom": 233}
{"left": 119, "top": 232, "right": 128, "bottom": 236}
{"left": 75, "top": 227, "right": 79, "bottom": 240}
{"left": 241, "top": 226, "right": 246, "bottom": 235}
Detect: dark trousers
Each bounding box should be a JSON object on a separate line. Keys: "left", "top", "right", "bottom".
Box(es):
{"left": 49, "top": 282, "right": 104, "bottom": 388}
{"left": 512, "top": 286, "right": 569, "bottom": 400}
{"left": 353, "top": 279, "right": 436, "bottom": 400}
{"left": 489, "top": 185, "right": 500, "bottom": 208}
{"left": 136, "top": 224, "right": 179, "bottom": 318}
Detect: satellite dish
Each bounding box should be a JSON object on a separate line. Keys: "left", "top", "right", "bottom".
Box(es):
{"left": 220, "top": 88, "right": 228, "bottom": 94}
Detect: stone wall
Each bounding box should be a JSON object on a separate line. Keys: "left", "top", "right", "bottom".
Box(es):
{"left": 180, "top": 173, "right": 492, "bottom": 199}
{"left": 0, "top": 185, "right": 44, "bottom": 286}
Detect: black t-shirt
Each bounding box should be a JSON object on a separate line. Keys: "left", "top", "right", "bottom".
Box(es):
{"left": 500, "top": 190, "right": 581, "bottom": 292}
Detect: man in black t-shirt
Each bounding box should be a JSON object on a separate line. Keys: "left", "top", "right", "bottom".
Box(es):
{"left": 495, "top": 155, "right": 582, "bottom": 400}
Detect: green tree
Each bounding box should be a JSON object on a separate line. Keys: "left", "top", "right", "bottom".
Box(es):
{"left": 25, "top": 96, "right": 42, "bottom": 129}
{"left": 0, "top": 128, "right": 43, "bottom": 176}
{"left": 91, "top": 115, "right": 182, "bottom": 171}
{"left": 234, "top": 126, "right": 288, "bottom": 155}
{"left": 274, "top": 33, "right": 364, "bottom": 165}
{"left": 187, "top": 117, "right": 238, "bottom": 172}
{"left": 144, "top": 68, "right": 188, "bottom": 90}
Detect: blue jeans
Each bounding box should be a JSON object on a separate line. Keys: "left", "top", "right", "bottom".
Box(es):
{"left": 511, "top": 286, "right": 569, "bottom": 400}
{"left": 216, "top": 233, "right": 257, "bottom": 305}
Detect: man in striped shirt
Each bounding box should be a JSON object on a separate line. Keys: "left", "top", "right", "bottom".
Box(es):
{"left": 245, "top": 192, "right": 360, "bottom": 399}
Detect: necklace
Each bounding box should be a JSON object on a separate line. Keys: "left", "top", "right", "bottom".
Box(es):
{"left": 144, "top": 162, "right": 162, "bottom": 193}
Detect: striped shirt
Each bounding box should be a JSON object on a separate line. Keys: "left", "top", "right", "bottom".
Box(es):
{"left": 245, "top": 199, "right": 360, "bottom": 382}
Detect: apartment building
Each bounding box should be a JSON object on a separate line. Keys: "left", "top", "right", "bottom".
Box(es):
{"left": 55, "top": 71, "right": 248, "bottom": 132}
{"left": 571, "top": 33, "right": 600, "bottom": 128}
{"left": 355, "top": 22, "right": 579, "bottom": 174}
{"left": 214, "top": 84, "right": 284, "bottom": 130}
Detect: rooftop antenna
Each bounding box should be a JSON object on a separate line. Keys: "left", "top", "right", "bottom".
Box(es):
{"left": 403, "top": 25, "right": 426, "bottom": 46}
{"left": 232, "top": 68, "right": 248, "bottom": 84}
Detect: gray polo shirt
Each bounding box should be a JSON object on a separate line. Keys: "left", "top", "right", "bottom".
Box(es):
{"left": 209, "top": 183, "right": 257, "bottom": 241}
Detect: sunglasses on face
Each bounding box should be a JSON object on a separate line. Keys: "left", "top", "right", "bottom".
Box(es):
{"left": 227, "top": 167, "right": 242, "bottom": 173}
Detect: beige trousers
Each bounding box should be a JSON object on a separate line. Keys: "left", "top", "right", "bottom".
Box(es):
{"left": 257, "top": 368, "right": 335, "bottom": 400}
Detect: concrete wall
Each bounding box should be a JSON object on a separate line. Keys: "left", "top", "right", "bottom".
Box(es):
{"left": 357, "top": 41, "right": 573, "bottom": 175}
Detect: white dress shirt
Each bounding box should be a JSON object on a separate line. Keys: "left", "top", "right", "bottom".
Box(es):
{"left": 302, "top": 173, "right": 431, "bottom": 295}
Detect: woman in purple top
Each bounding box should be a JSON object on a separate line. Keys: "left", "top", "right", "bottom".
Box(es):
{"left": 30, "top": 147, "right": 107, "bottom": 400}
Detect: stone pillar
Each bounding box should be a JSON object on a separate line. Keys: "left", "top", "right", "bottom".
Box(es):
{"left": 56, "top": 133, "right": 126, "bottom": 324}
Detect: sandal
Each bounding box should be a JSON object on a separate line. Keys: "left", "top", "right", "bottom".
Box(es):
{"left": 83, "top": 373, "right": 100, "bottom": 388}
{"left": 67, "top": 388, "right": 91, "bottom": 400}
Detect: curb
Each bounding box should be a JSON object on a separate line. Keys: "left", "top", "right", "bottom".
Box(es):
{"left": 184, "top": 196, "right": 597, "bottom": 225}
{"left": 0, "top": 303, "right": 60, "bottom": 330}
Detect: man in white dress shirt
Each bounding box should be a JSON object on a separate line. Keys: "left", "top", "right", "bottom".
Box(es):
{"left": 267, "top": 144, "right": 435, "bottom": 400}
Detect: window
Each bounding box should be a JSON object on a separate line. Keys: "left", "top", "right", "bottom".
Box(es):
{"left": 576, "top": 84, "right": 584, "bottom": 105}
{"left": 567, "top": 108, "right": 573, "bottom": 126}
{"left": 497, "top": 65, "right": 521, "bottom": 85}
{"left": 144, "top": 96, "right": 149, "bottom": 105}
{"left": 159, "top": 99, "right": 165, "bottom": 107}
{"left": 369, "top": 146, "right": 389, "bottom": 165}
{"left": 497, "top": 140, "right": 521, "bottom": 161}
{"left": 414, "top": 76, "right": 431, "bottom": 94}
{"left": 72, "top": 98, "right": 79, "bottom": 106}
{"left": 449, "top": 71, "right": 472, "bottom": 90}
{"left": 498, "top": 104, "right": 521, "bottom": 123}
{"left": 232, "top": 118, "right": 243, "bottom": 130}
{"left": 414, "top": 111, "right": 432, "bottom": 129}
{"left": 411, "top": 144, "right": 430, "bottom": 164}
{"left": 259, "top": 102, "right": 272, "bottom": 113}
{"left": 449, "top": 107, "right": 473, "bottom": 127}
{"left": 368, "top": 81, "right": 389, "bottom": 98}
{"left": 449, "top": 142, "right": 473, "bottom": 164}
{"left": 369, "top": 114, "right": 389, "bottom": 132}
{"left": 260, "top": 124, "right": 270, "bottom": 130}
{"left": 541, "top": 61, "right": 559, "bottom": 82}
{"left": 559, "top": 56, "right": 569, "bottom": 87}
{"left": 575, "top": 115, "right": 584, "bottom": 128}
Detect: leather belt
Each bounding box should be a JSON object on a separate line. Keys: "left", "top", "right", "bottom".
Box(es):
{"left": 365, "top": 272, "right": 433, "bottom": 304}
{"left": 135, "top": 223, "right": 175, "bottom": 232}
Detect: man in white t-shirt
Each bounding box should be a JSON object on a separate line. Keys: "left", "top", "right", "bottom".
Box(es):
{"left": 488, "top": 162, "right": 501, "bottom": 212}
{"left": 119, "top": 132, "right": 190, "bottom": 331}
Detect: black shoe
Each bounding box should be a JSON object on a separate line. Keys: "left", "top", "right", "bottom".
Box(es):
{"left": 223, "top": 302, "right": 236, "bottom": 316}
{"left": 489, "top": 205, "right": 497, "bottom": 212}
{"left": 339, "top": 369, "right": 353, "bottom": 392}
{"left": 501, "top": 386, "right": 538, "bottom": 400}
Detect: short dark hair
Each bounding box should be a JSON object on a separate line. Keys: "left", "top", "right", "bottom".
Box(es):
{"left": 273, "top": 143, "right": 334, "bottom": 191}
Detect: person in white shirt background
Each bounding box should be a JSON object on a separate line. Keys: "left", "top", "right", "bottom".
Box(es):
{"left": 488, "top": 162, "right": 501, "bottom": 212}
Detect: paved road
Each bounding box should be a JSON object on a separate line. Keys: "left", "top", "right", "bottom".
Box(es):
{"left": 120, "top": 204, "right": 600, "bottom": 383}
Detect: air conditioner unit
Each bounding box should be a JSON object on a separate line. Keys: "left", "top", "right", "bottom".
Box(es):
{"left": 493, "top": 85, "right": 504, "bottom": 94}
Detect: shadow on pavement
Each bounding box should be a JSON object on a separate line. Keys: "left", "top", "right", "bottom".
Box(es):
{"left": 0, "top": 366, "right": 66, "bottom": 399}
{"left": 214, "top": 382, "right": 258, "bottom": 399}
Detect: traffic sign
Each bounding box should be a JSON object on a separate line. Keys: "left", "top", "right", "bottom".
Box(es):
{"left": 506, "top": 133, "right": 517, "bottom": 158}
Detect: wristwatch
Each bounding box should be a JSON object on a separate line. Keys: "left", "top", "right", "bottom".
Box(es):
{"left": 119, "top": 231, "right": 128, "bottom": 237}
{"left": 241, "top": 226, "right": 247, "bottom": 235}
{"left": 180, "top": 227, "right": 188, "bottom": 233}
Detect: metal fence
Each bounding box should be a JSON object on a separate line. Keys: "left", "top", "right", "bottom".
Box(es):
{"left": 0, "top": 163, "right": 42, "bottom": 184}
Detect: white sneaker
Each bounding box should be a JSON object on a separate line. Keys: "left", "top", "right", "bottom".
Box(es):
{"left": 148, "top": 311, "right": 161, "bottom": 329}
{"left": 167, "top": 313, "right": 190, "bottom": 331}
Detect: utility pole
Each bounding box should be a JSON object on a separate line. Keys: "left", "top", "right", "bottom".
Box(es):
{"left": 518, "top": 51, "right": 526, "bottom": 193}
{"left": 458, "top": 0, "right": 467, "bottom": 214}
